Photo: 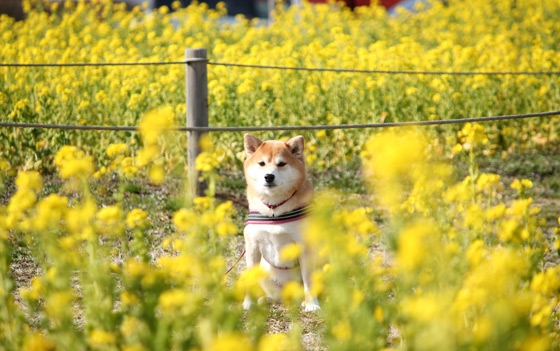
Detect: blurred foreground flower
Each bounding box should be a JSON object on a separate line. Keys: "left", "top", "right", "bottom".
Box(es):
{"left": 136, "top": 107, "right": 176, "bottom": 184}
{"left": 54, "top": 146, "right": 94, "bottom": 180}
{"left": 361, "top": 130, "right": 428, "bottom": 206}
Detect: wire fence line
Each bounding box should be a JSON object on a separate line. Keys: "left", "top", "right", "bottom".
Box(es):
{"left": 208, "top": 62, "right": 560, "bottom": 76}
{"left": 3, "top": 55, "right": 559, "bottom": 195}
{"left": 2, "top": 110, "right": 559, "bottom": 133}
{"left": 2, "top": 59, "right": 560, "bottom": 76}
{"left": 2, "top": 57, "right": 560, "bottom": 133}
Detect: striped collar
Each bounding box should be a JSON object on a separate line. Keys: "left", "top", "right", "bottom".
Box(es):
{"left": 246, "top": 205, "right": 312, "bottom": 225}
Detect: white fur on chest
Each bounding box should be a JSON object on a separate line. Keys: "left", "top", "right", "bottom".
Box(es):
{"left": 244, "top": 220, "right": 303, "bottom": 270}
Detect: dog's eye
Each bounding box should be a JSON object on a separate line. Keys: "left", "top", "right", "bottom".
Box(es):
{"left": 277, "top": 162, "right": 287, "bottom": 167}
{"left": 258, "top": 162, "right": 265, "bottom": 167}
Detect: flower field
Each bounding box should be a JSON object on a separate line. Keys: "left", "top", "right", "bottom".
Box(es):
{"left": 1, "top": 0, "right": 560, "bottom": 350}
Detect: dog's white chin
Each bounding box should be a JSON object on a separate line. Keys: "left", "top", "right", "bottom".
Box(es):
{"left": 258, "top": 182, "right": 287, "bottom": 194}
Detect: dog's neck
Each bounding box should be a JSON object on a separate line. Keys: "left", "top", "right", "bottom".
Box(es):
{"left": 262, "top": 190, "right": 297, "bottom": 210}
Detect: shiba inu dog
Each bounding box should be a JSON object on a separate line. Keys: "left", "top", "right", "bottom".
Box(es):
{"left": 242, "top": 133, "right": 321, "bottom": 312}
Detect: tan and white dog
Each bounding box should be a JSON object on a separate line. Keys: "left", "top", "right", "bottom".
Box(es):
{"left": 242, "top": 133, "right": 321, "bottom": 312}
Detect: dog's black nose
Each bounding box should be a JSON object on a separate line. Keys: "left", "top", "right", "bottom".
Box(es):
{"left": 264, "top": 174, "right": 275, "bottom": 183}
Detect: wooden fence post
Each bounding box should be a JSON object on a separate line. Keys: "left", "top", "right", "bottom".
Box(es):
{"left": 185, "top": 48, "right": 208, "bottom": 197}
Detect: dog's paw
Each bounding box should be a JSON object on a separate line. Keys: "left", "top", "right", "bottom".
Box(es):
{"left": 302, "top": 302, "right": 321, "bottom": 312}
{"left": 243, "top": 299, "right": 254, "bottom": 310}
{"left": 302, "top": 296, "right": 321, "bottom": 312}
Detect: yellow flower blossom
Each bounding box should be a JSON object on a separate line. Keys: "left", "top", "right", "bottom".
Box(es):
{"left": 54, "top": 146, "right": 94, "bottom": 180}
{"left": 138, "top": 107, "right": 175, "bottom": 145}
{"left": 44, "top": 291, "right": 73, "bottom": 325}
{"left": 331, "top": 320, "right": 351, "bottom": 341}
{"left": 123, "top": 258, "right": 148, "bottom": 278}
{"left": 401, "top": 293, "right": 446, "bottom": 323}
{"left": 20, "top": 277, "right": 44, "bottom": 301}
{"left": 466, "top": 239, "right": 487, "bottom": 267}
{"left": 281, "top": 281, "right": 304, "bottom": 305}
{"left": 211, "top": 332, "right": 252, "bottom": 351}
{"left": 22, "top": 333, "right": 56, "bottom": 351}
{"left": 147, "top": 165, "right": 165, "bottom": 184}
{"left": 374, "top": 306, "right": 384, "bottom": 322}
{"left": 106, "top": 143, "right": 129, "bottom": 158}
{"left": 120, "top": 316, "right": 143, "bottom": 338}
{"left": 195, "top": 151, "right": 219, "bottom": 172}
{"left": 7, "top": 171, "right": 43, "bottom": 226}
{"left": 15, "top": 170, "right": 42, "bottom": 192}
{"left": 194, "top": 196, "right": 213, "bottom": 211}
{"left": 120, "top": 290, "right": 139, "bottom": 307}
{"left": 32, "top": 194, "right": 68, "bottom": 231}
{"left": 280, "top": 242, "right": 302, "bottom": 262}
{"left": 215, "top": 221, "right": 237, "bottom": 237}
{"left": 66, "top": 199, "right": 96, "bottom": 240}
{"left": 199, "top": 134, "right": 213, "bottom": 152}
{"left": 310, "top": 271, "right": 325, "bottom": 297}
{"left": 362, "top": 130, "right": 428, "bottom": 206}
{"left": 258, "top": 334, "right": 294, "bottom": 351}
{"left": 96, "top": 205, "right": 124, "bottom": 235}
{"left": 88, "top": 329, "right": 117, "bottom": 349}
{"left": 126, "top": 208, "right": 149, "bottom": 229}
{"left": 530, "top": 267, "right": 560, "bottom": 295}
{"left": 158, "top": 288, "right": 190, "bottom": 315}
{"left": 397, "top": 220, "right": 434, "bottom": 273}
{"left": 173, "top": 208, "right": 197, "bottom": 232}
{"left": 234, "top": 266, "right": 267, "bottom": 300}
{"left": 507, "top": 198, "right": 533, "bottom": 217}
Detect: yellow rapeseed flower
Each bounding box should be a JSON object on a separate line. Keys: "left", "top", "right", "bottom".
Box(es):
{"left": 396, "top": 220, "right": 434, "bottom": 273}
{"left": 281, "top": 281, "right": 304, "bottom": 305}
{"left": 158, "top": 288, "right": 190, "bottom": 315}
{"left": 234, "top": 266, "right": 267, "bottom": 300}
{"left": 88, "top": 329, "right": 117, "bottom": 349}
{"left": 120, "top": 290, "right": 139, "bottom": 307}
{"left": 20, "top": 276, "right": 44, "bottom": 301}
{"left": 147, "top": 165, "right": 165, "bottom": 184}
{"left": 54, "top": 146, "right": 94, "bottom": 180}
{"left": 215, "top": 221, "right": 237, "bottom": 237}
{"left": 32, "top": 194, "right": 68, "bottom": 231}
{"left": 22, "top": 333, "right": 56, "bottom": 351}
{"left": 362, "top": 130, "right": 428, "bottom": 206}
{"left": 331, "top": 320, "right": 351, "bottom": 341}
{"left": 15, "top": 170, "right": 42, "bottom": 193}
{"left": 138, "top": 107, "right": 174, "bottom": 146}
{"left": 211, "top": 332, "right": 252, "bottom": 351}
{"left": 44, "top": 291, "right": 73, "bottom": 325}
{"left": 65, "top": 199, "right": 96, "bottom": 240}
{"left": 280, "top": 242, "right": 302, "bottom": 262}
{"left": 106, "top": 143, "right": 128, "bottom": 158}
{"left": 258, "top": 334, "right": 294, "bottom": 351}
{"left": 96, "top": 205, "right": 124, "bottom": 235}
{"left": 193, "top": 196, "right": 213, "bottom": 211}
{"left": 123, "top": 258, "right": 148, "bottom": 278}
{"left": 126, "top": 208, "right": 149, "bottom": 229}
{"left": 173, "top": 208, "right": 197, "bottom": 232}
{"left": 195, "top": 151, "right": 219, "bottom": 172}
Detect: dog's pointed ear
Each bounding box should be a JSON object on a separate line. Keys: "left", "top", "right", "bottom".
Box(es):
{"left": 244, "top": 134, "right": 263, "bottom": 157}
{"left": 286, "top": 135, "right": 305, "bottom": 159}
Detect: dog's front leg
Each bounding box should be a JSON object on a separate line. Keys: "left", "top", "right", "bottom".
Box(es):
{"left": 242, "top": 236, "right": 261, "bottom": 310}
{"left": 299, "top": 248, "right": 321, "bottom": 312}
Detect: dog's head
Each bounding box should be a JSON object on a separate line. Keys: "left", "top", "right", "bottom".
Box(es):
{"left": 243, "top": 134, "right": 307, "bottom": 198}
